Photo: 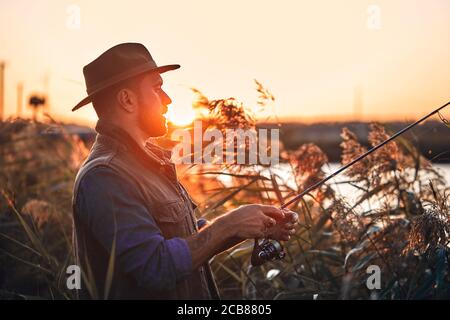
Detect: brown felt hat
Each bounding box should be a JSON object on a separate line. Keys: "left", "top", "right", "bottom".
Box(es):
{"left": 72, "top": 43, "right": 180, "bottom": 111}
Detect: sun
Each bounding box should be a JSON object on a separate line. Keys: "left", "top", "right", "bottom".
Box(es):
{"left": 166, "top": 104, "right": 196, "bottom": 127}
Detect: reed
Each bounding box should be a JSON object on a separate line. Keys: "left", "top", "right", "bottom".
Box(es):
{"left": 0, "top": 84, "right": 448, "bottom": 299}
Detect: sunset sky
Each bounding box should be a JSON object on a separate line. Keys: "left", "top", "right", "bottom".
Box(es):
{"left": 0, "top": 0, "right": 449, "bottom": 126}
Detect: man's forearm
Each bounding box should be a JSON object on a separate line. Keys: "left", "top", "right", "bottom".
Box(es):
{"left": 186, "top": 215, "right": 243, "bottom": 269}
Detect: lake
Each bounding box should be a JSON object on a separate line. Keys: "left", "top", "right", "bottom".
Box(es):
{"left": 257, "top": 163, "right": 450, "bottom": 211}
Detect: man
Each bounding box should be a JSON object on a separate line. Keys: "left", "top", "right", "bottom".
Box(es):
{"left": 71, "top": 43, "right": 297, "bottom": 299}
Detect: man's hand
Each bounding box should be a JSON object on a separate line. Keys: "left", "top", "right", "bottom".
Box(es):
{"left": 224, "top": 204, "right": 286, "bottom": 239}
{"left": 266, "top": 209, "right": 299, "bottom": 241}
{"left": 186, "top": 204, "right": 286, "bottom": 269}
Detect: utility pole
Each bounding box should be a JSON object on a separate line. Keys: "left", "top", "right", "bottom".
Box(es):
{"left": 17, "top": 82, "right": 23, "bottom": 117}
{"left": 0, "top": 62, "right": 5, "bottom": 121}
{"left": 43, "top": 71, "right": 50, "bottom": 115}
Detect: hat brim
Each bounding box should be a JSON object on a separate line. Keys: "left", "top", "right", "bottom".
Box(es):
{"left": 72, "top": 64, "right": 180, "bottom": 111}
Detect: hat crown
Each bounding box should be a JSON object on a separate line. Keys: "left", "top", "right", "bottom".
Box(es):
{"left": 83, "top": 43, "right": 157, "bottom": 95}
{"left": 72, "top": 42, "right": 179, "bottom": 111}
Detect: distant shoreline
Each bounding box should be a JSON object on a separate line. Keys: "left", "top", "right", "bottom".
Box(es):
{"left": 62, "top": 119, "right": 450, "bottom": 164}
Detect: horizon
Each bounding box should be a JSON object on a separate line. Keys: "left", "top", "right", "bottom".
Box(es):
{"left": 2, "top": 112, "right": 447, "bottom": 129}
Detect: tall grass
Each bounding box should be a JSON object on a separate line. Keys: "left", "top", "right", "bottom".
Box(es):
{"left": 0, "top": 118, "right": 87, "bottom": 299}
{"left": 0, "top": 85, "right": 449, "bottom": 299}
{"left": 180, "top": 83, "right": 450, "bottom": 299}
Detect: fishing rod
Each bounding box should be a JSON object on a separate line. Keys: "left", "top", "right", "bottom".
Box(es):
{"left": 252, "top": 100, "right": 450, "bottom": 266}
{"left": 280, "top": 100, "right": 450, "bottom": 209}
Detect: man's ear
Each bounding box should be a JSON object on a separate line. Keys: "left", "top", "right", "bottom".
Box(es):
{"left": 116, "top": 88, "right": 137, "bottom": 113}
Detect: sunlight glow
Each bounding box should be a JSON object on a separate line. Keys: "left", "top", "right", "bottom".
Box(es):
{"left": 166, "top": 104, "right": 196, "bottom": 127}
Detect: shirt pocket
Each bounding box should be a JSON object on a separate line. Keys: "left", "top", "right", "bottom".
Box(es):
{"left": 178, "top": 183, "right": 198, "bottom": 211}
{"left": 151, "top": 200, "right": 192, "bottom": 238}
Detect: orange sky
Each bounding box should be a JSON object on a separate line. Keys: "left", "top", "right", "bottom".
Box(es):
{"left": 0, "top": 0, "right": 449, "bottom": 126}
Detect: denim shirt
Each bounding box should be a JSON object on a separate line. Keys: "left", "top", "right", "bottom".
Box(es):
{"left": 72, "top": 120, "right": 219, "bottom": 299}
{"left": 75, "top": 166, "right": 193, "bottom": 295}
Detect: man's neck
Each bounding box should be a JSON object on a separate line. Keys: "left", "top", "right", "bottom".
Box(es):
{"left": 98, "top": 118, "right": 149, "bottom": 147}
{"left": 125, "top": 125, "right": 149, "bottom": 147}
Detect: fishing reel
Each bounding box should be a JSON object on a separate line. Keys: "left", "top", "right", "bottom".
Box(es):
{"left": 250, "top": 209, "right": 298, "bottom": 266}
{"left": 251, "top": 238, "right": 286, "bottom": 266}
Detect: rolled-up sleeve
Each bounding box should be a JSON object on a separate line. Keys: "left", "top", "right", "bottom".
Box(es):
{"left": 75, "top": 166, "right": 192, "bottom": 291}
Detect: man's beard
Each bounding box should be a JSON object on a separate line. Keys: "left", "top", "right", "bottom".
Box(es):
{"left": 138, "top": 104, "right": 168, "bottom": 138}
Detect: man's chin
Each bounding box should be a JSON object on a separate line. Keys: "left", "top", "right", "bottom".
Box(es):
{"left": 145, "top": 121, "right": 167, "bottom": 137}
{"left": 153, "top": 125, "right": 168, "bottom": 137}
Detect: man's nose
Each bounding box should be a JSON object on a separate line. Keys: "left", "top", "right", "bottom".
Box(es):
{"left": 161, "top": 90, "right": 172, "bottom": 106}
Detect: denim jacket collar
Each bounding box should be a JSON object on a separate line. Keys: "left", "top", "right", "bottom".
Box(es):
{"left": 95, "top": 119, "right": 173, "bottom": 168}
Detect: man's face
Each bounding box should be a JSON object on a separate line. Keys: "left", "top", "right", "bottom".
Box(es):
{"left": 134, "top": 72, "right": 172, "bottom": 137}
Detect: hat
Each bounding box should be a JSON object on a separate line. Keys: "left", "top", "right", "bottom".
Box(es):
{"left": 72, "top": 43, "right": 180, "bottom": 111}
